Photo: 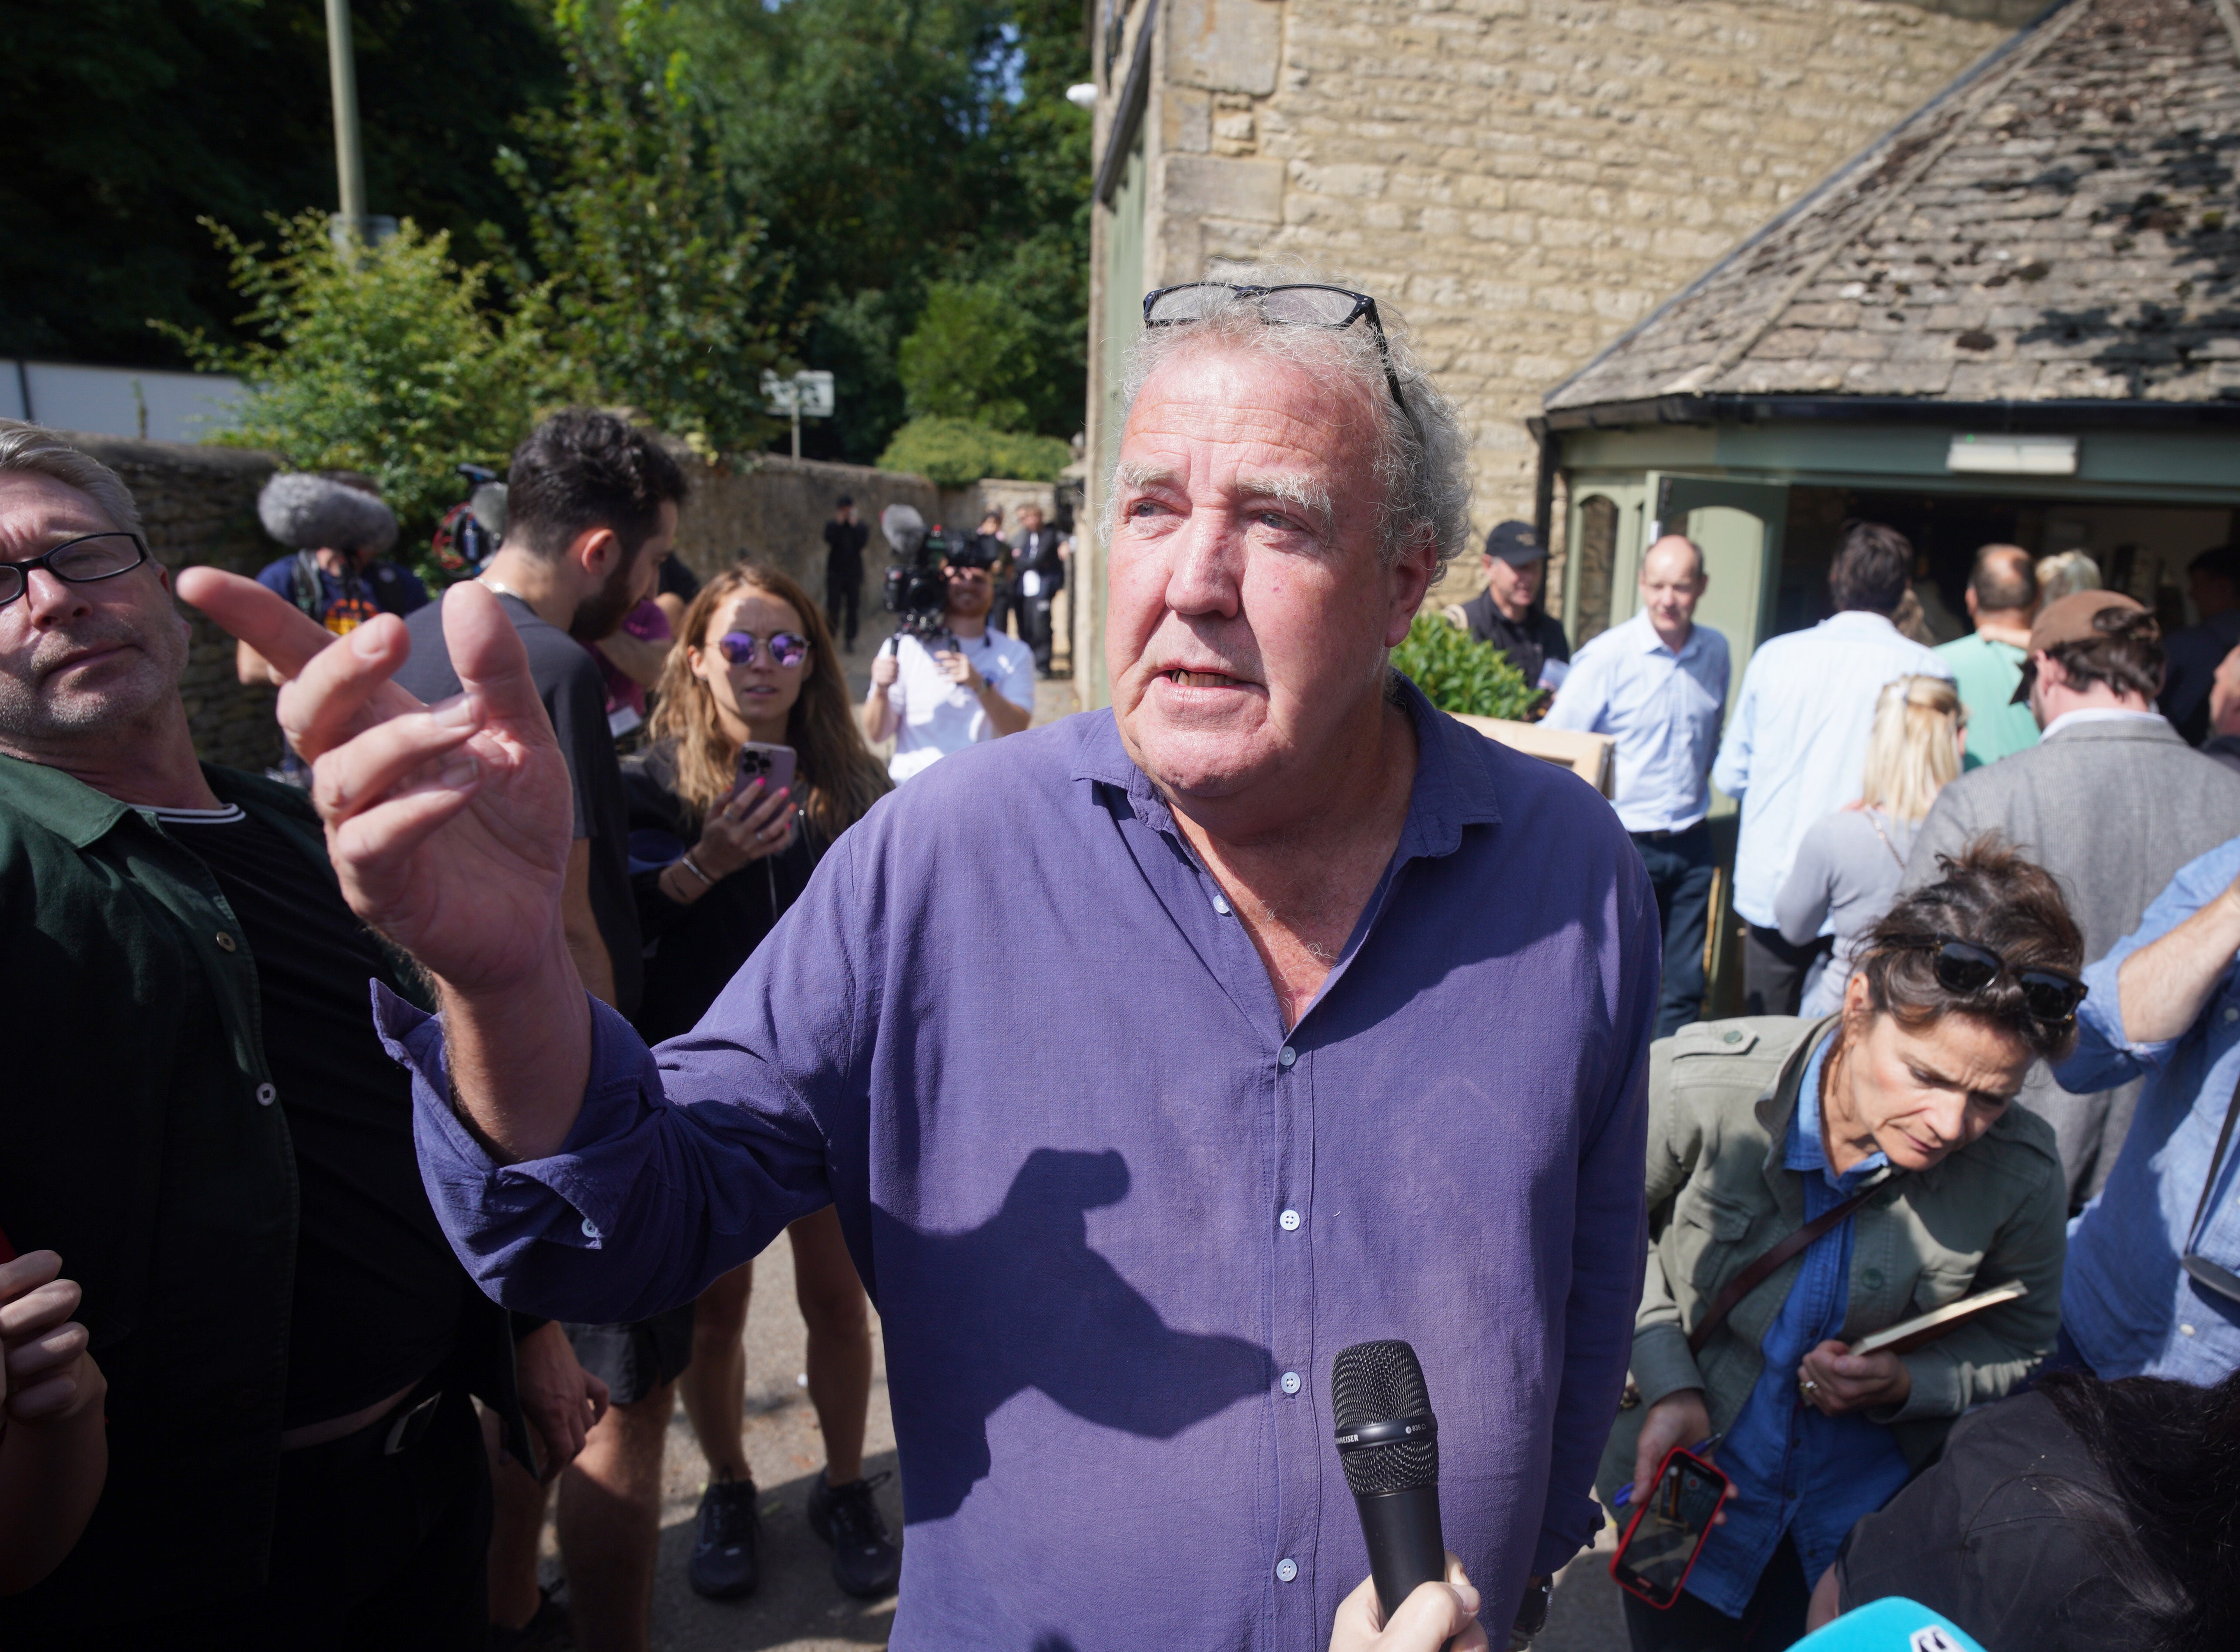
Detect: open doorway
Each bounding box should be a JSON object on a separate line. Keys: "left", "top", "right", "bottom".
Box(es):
{"left": 1773, "top": 488, "right": 2236, "bottom": 645}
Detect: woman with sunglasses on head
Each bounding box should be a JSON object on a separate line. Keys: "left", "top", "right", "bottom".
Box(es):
{"left": 622, "top": 564, "right": 898, "bottom": 1604}
{"left": 1601, "top": 838, "right": 2084, "bottom": 1652}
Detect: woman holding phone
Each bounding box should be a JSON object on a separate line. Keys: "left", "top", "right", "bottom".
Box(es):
{"left": 1601, "top": 840, "right": 2080, "bottom": 1651}
{"left": 623, "top": 563, "right": 895, "bottom": 1602}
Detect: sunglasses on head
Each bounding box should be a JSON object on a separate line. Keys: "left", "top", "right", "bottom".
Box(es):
{"left": 1882, "top": 933, "right": 2087, "bottom": 1023}
{"left": 717, "top": 630, "right": 809, "bottom": 668}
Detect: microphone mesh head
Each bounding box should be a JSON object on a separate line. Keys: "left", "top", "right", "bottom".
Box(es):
{"left": 1331, "top": 1339, "right": 1438, "bottom": 1496}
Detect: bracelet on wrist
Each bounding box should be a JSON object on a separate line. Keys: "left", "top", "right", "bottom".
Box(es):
{"left": 676, "top": 852, "right": 716, "bottom": 888}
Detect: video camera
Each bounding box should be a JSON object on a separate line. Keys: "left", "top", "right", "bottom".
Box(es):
{"left": 879, "top": 504, "right": 994, "bottom": 642}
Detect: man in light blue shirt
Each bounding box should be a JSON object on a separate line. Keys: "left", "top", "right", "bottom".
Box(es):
{"left": 2053, "top": 836, "right": 2240, "bottom": 1384}
{"left": 1712, "top": 523, "right": 1950, "bottom": 1015}
{"left": 1548, "top": 534, "right": 1729, "bottom": 1035}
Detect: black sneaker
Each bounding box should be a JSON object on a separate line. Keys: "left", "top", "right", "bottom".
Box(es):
{"left": 805, "top": 1469, "right": 902, "bottom": 1598}
{"left": 688, "top": 1474, "right": 762, "bottom": 1600}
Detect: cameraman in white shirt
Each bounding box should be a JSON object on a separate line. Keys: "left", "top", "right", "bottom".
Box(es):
{"left": 863, "top": 536, "right": 1036, "bottom": 781}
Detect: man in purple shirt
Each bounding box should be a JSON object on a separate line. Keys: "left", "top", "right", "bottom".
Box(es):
{"left": 181, "top": 270, "right": 1657, "bottom": 1649}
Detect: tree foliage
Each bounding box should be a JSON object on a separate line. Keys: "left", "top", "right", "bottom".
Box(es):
{"left": 877, "top": 416, "right": 1070, "bottom": 488}
{"left": 163, "top": 211, "right": 558, "bottom": 552}
{"left": 1389, "top": 613, "right": 1540, "bottom": 721}
{"left": 0, "top": 0, "right": 562, "bottom": 364}
{"left": 497, "top": 0, "right": 794, "bottom": 455}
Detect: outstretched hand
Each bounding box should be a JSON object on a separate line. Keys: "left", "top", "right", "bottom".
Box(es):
{"left": 177, "top": 570, "right": 573, "bottom": 995}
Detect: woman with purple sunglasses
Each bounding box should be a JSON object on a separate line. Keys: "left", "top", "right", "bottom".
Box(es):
{"left": 621, "top": 563, "right": 897, "bottom": 1604}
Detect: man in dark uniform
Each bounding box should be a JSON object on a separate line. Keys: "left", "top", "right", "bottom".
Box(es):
{"left": 822, "top": 496, "right": 869, "bottom": 651}
{"left": 1457, "top": 519, "right": 1570, "bottom": 693}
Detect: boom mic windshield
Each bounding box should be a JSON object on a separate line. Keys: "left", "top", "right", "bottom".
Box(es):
{"left": 1332, "top": 1340, "right": 1449, "bottom": 1632}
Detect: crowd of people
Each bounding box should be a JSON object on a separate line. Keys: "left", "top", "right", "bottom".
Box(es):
{"left": 1, "top": 258, "right": 2237, "bottom": 1652}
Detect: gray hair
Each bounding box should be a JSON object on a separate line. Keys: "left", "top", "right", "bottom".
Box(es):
{"left": 0, "top": 419, "right": 144, "bottom": 538}
{"left": 258, "top": 472, "right": 399, "bottom": 556}
{"left": 1104, "top": 265, "right": 1472, "bottom": 585}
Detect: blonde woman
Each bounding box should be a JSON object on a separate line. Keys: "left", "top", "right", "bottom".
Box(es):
{"left": 1774, "top": 675, "right": 1966, "bottom": 1017}
{"left": 620, "top": 563, "right": 896, "bottom": 1602}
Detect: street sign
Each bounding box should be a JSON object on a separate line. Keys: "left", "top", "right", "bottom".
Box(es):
{"left": 761, "top": 370, "right": 835, "bottom": 419}
{"left": 761, "top": 369, "right": 836, "bottom": 458}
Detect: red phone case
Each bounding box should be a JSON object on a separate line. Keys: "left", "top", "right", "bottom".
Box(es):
{"left": 1609, "top": 1446, "right": 1733, "bottom": 1609}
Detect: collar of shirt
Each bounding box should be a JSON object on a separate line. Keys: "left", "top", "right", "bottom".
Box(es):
{"left": 1629, "top": 612, "right": 1703, "bottom": 662}
{"left": 2040, "top": 706, "right": 2167, "bottom": 742}
{"left": 1819, "top": 610, "right": 1905, "bottom": 641}
{"left": 1069, "top": 673, "right": 1502, "bottom": 867}
{"left": 1787, "top": 1034, "right": 1889, "bottom": 1190}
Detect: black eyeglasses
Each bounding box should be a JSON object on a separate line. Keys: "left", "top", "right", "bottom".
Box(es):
{"left": 717, "top": 630, "right": 809, "bottom": 668}
{"left": 1141, "top": 283, "right": 1424, "bottom": 443}
{"left": 0, "top": 532, "right": 150, "bottom": 607}
{"left": 1882, "top": 933, "right": 2087, "bottom": 1023}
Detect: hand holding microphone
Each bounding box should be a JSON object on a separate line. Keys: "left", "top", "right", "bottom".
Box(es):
{"left": 1330, "top": 1558, "right": 1491, "bottom": 1652}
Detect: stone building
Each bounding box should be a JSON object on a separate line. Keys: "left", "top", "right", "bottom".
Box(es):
{"left": 1076, "top": 0, "right": 2047, "bottom": 707}
{"left": 1543, "top": 0, "right": 2240, "bottom": 669}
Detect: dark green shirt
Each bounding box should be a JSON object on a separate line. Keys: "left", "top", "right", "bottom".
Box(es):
{"left": 0, "top": 755, "right": 525, "bottom": 1631}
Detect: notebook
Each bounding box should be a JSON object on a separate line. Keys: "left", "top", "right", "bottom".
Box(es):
{"left": 1850, "top": 1280, "right": 2029, "bottom": 1357}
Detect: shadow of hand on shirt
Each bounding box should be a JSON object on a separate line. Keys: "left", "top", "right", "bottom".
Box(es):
{"left": 874, "top": 1146, "right": 1270, "bottom": 1522}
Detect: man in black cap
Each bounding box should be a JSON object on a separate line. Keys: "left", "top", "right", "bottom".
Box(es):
{"left": 1458, "top": 519, "right": 1570, "bottom": 696}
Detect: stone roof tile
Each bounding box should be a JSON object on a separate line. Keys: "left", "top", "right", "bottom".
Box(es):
{"left": 1547, "top": 0, "right": 2240, "bottom": 412}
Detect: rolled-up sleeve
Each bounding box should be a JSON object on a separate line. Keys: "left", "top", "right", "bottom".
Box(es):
{"left": 2053, "top": 839, "right": 2240, "bottom": 1094}
{"left": 382, "top": 988, "right": 832, "bottom": 1324}
{"left": 1532, "top": 856, "right": 1658, "bottom": 1575}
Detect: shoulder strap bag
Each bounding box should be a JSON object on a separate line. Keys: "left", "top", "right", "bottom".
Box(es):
{"left": 2180, "top": 1068, "right": 2240, "bottom": 1306}
{"left": 1687, "top": 1179, "right": 1891, "bottom": 1357}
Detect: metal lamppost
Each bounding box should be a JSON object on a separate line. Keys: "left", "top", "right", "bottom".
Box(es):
{"left": 324, "top": 0, "right": 395, "bottom": 248}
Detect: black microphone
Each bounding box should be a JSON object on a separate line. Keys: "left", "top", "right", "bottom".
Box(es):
{"left": 1332, "top": 1339, "right": 1448, "bottom": 1634}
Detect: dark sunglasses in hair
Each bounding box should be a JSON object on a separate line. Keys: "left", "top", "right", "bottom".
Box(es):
{"left": 1141, "top": 282, "right": 1425, "bottom": 444}
{"left": 717, "top": 630, "right": 809, "bottom": 668}
{"left": 1882, "top": 932, "right": 2087, "bottom": 1023}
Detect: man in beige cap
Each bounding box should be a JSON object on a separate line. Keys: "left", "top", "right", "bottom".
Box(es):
{"left": 1901, "top": 589, "right": 2240, "bottom": 1206}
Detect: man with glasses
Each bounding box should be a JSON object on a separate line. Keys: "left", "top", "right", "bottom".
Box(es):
{"left": 2050, "top": 839, "right": 2240, "bottom": 1385}
{"left": 861, "top": 534, "right": 1033, "bottom": 781}
{"left": 179, "top": 268, "right": 1658, "bottom": 1650}
{"left": 0, "top": 425, "right": 606, "bottom": 1649}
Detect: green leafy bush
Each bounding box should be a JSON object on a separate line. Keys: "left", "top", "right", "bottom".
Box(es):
{"left": 876, "top": 416, "right": 1072, "bottom": 489}
{"left": 1390, "top": 611, "right": 1540, "bottom": 721}
{"left": 162, "top": 212, "right": 562, "bottom": 568}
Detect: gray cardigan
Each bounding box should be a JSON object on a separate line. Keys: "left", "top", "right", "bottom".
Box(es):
{"left": 1775, "top": 807, "right": 1917, "bottom": 1015}
{"left": 1900, "top": 714, "right": 2240, "bottom": 1203}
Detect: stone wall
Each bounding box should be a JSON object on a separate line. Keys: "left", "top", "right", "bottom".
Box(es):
{"left": 1087, "top": 0, "right": 2035, "bottom": 634}
{"left": 46, "top": 434, "right": 971, "bottom": 768}
{"left": 671, "top": 454, "right": 938, "bottom": 595}
{"left": 59, "top": 431, "right": 284, "bottom": 772}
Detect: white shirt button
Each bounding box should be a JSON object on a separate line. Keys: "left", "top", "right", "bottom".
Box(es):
{"left": 1278, "top": 1045, "right": 1297, "bottom": 1069}
{"left": 1279, "top": 1208, "right": 1302, "bottom": 1232}
{"left": 1274, "top": 1558, "right": 1298, "bottom": 1583}
{"left": 1281, "top": 1371, "right": 1302, "bottom": 1395}
{"left": 1212, "top": 893, "right": 1232, "bottom": 915}
{"left": 255, "top": 1082, "right": 276, "bottom": 1107}
{"left": 2224, "top": 1007, "right": 2237, "bottom": 1023}
{"left": 580, "top": 1217, "right": 600, "bottom": 1240}
{"left": 2181, "top": 1322, "right": 2197, "bottom": 1336}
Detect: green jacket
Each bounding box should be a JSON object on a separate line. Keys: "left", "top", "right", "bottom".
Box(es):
{"left": 1596, "top": 1016, "right": 2067, "bottom": 1508}
{"left": 0, "top": 755, "right": 530, "bottom": 1631}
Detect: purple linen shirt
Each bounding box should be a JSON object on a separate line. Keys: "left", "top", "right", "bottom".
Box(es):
{"left": 382, "top": 678, "right": 1656, "bottom": 1649}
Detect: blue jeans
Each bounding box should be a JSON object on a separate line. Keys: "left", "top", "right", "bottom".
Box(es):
{"left": 1633, "top": 823, "right": 1717, "bottom": 1039}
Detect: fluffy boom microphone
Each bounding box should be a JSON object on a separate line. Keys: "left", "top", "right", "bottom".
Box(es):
{"left": 1331, "top": 1340, "right": 1448, "bottom": 1634}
